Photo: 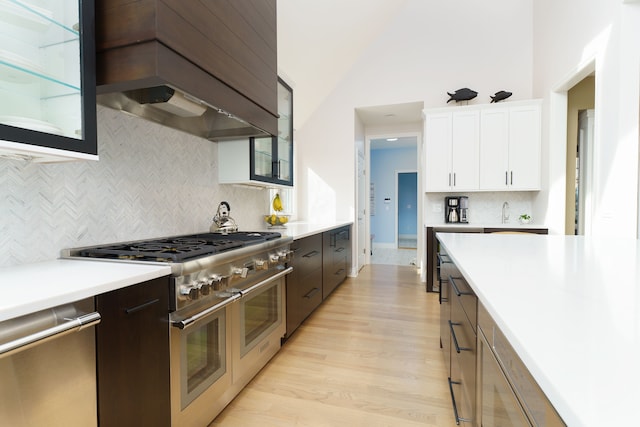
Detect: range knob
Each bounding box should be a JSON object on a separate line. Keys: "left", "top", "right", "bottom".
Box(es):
{"left": 210, "top": 274, "right": 223, "bottom": 291}
{"left": 180, "top": 282, "right": 200, "bottom": 300}
{"left": 278, "top": 249, "right": 292, "bottom": 263}
{"left": 255, "top": 259, "right": 268, "bottom": 271}
{"left": 269, "top": 253, "right": 280, "bottom": 266}
{"left": 199, "top": 279, "right": 212, "bottom": 296}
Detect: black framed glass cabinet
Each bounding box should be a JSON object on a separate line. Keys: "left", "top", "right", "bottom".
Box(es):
{"left": 249, "top": 77, "right": 293, "bottom": 186}
{"left": 0, "top": 0, "right": 97, "bottom": 162}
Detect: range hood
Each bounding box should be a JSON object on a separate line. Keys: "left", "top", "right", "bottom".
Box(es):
{"left": 96, "top": 41, "right": 277, "bottom": 141}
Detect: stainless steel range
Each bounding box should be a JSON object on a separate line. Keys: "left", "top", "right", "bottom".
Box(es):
{"left": 64, "top": 230, "right": 292, "bottom": 426}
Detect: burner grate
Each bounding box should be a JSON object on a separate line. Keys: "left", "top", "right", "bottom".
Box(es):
{"left": 77, "top": 231, "right": 281, "bottom": 263}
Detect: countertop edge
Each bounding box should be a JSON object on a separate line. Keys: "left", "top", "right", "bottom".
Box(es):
{"left": 0, "top": 259, "right": 171, "bottom": 322}
{"left": 425, "top": 222, "right": 548, "bottom": 230}
{"left": 281, "top": 221, "right": 353, "bottom": 240}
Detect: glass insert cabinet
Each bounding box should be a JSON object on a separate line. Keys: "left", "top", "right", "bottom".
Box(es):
{"left": 0, "top": 0, "right": 96, "bottom": 162}
{"left": 250, "top": 77, "right": 293, "bottom": 186}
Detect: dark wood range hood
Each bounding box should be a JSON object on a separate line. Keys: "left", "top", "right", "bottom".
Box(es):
{"left": 95, "top": 0, "right": 278, "bottom": 141}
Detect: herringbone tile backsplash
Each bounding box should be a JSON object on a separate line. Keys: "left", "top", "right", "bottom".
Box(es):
{"left": 0, "top": 106, "right": 269, "bottom": 268}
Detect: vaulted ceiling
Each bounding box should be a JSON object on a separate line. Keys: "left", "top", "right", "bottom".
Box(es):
{"left": 277, "top": 0, "right": 410, "bottom": 129}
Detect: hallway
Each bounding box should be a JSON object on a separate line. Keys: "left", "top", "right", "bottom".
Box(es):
{"left": 210, "top": 265, "right": 456, "bottom": 427}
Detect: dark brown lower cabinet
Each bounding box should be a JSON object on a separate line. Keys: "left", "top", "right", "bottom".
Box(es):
{"left": 285, "top": 234, "right": 323, "bottom": 338}
{"left": 322, "top": 226, "right": 351, "bottom": 299}
{"left": 95, "top": 276, "right": 171, "bottom": 427}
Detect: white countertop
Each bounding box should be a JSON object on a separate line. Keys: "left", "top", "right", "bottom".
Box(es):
{"left": 436, "top": 232, "right": 640, "bottom": 427}
{"left": 0, "top": 259, "right": 171, "bottom": 322}
{"left": 272, "top": 221, "right": 353, "bottom": 240}
{"left": 425, "top": 222, "right": 548, "bottom": 230}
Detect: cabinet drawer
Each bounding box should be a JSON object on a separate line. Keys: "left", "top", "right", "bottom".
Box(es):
{"left": 449, "top": 274, "right": 477, "bottom": 332}
{"left": 297, "top": 268, "right": 323, "bottom": 317}
{"left": 291, "top": 235, "right": 323, "bottom": 277}
{"left": 286, "top": 267, "right": 322, "bottom": 337}
{"left": 449, "top": 295, "right": 476, "bottom": 424}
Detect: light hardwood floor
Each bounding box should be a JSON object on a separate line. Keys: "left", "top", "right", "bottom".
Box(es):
{"left": 210, "top": 264, "right": 457, "bottom": 427}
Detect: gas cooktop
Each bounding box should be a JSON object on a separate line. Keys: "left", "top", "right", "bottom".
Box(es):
{"left": 75, "top": 231, "right": 281, "bottom": 263}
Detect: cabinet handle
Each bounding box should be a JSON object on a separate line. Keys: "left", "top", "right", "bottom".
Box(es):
{"left": 510, "top": 171, "right": 513, "bottom": 185}
{"left": 304, "top": 287, "right": 320, "bottom": 299}
{"left": 302, "top": 250, "right": 320, "bottom": 258}
{"left": 448, "top": 320, "right": 472, "bottom": 353}
{"left": 124, "top": 298, "right": 160, "bottom": 315}
{"left": 505, "top": 171, "right": 508, "bottom": 185}
{"left": 449, "top": 276, "right": 473, "bottom": 296}
{"left": 453, "top": 173, "right": 456, "bottom": 186}
{"left": 448, "top": 377, "right": 472, "bottom": 424}
{"left": 437, "top": 254, "right": 451, "bottom": 264}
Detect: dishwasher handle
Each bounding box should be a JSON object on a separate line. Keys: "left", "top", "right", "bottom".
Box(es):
{"left": 0, "top": 311, "right": 101, "bottom": 359}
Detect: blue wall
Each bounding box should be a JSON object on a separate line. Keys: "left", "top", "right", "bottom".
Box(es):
{"left": 370, "top": 146, "right": 417, "bottom": 244}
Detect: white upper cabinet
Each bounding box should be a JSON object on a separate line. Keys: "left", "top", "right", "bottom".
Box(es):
{"left": 479, "top": 101, "right": 541, "bottom": 191}
{"left": 424, "top": 110, "right": 479, "bottom": 192}
{"left": 425, "top": 100, "right": 541, "bottom": 193}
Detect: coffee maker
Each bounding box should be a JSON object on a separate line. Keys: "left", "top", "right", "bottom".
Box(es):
{"left": 445, "top": 196, "right": 459, "bottom": 223}
{"left": 444, "top": 196, "right": 469, "bottom": 223}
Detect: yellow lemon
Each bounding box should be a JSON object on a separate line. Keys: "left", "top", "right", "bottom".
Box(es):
{"left": 279, "top": 216, "right": 288, "bottom": 224}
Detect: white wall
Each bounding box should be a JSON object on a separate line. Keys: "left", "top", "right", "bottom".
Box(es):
{"left": 533, "top": 0, "right": 640, "bottom": 237}
{"left": 294, "top": 0, "right": 534, "bottom": 225}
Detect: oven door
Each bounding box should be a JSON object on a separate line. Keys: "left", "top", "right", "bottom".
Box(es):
{"left": 232, "top": 267, "right": 291, "bottom": 385}
{"left": 170, "top": 300, "right": 234, "bottom": 427}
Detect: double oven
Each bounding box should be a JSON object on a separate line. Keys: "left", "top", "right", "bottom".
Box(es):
{"left": 66, "top": 231, "right": 291, "bottom": 426}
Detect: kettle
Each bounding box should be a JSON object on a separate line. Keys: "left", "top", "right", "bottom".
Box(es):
{"left": 447, "top": 207, "right": 459, "bottom": 223}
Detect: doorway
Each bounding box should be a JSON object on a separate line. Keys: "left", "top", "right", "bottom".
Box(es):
{"left": 397, "top": 171, "right": 417, "bottom": 248}
{"left": 369, "top": 136, "right": 418, "bottom": 266}
{"left": 565, "top": 76, "right": 595, "bottom": 235}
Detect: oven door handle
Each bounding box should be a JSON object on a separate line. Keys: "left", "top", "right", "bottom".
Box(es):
{"left": 172, "top": 295, "right": 239, "bottom": 330}
{"left": 240, "top": 267, "right": 293, "bottom": 298}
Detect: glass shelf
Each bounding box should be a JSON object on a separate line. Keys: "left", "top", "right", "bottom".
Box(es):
{"left": 0, "top": 0, "right": 85, "bottom": 142}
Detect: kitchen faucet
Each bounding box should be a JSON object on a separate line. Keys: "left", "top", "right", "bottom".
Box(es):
{"left": 502, "top": 202, "right": 510, "bottom": 224}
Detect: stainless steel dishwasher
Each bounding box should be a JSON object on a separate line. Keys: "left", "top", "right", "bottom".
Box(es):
{"left": 0, "top": 298, "right": 100, "bottom": 426}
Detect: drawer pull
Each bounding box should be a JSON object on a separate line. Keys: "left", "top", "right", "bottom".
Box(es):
{"left": 448, "top": 320, "right": 472, "bottom": 353}
{"left": 304, "top": 287, "right": 320, "bottom": 299}
{"left": 449, "top": 276, "right": 473, "bottom": 296}
{"left": 302, "top": 250, "right": 320, "bottom": 258}
{"left": 437, "top": 253, "right": 451, "bottom": 264}
{"left": 124, "top": 298, "right": 160, "bottom": 315}
{"left": 448, "top": 377, "right": 472, "bottom": 424}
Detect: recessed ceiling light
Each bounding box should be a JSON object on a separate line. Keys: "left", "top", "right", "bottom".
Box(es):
{"left": 386, "top": 138, "right": 398, "bottom": 142}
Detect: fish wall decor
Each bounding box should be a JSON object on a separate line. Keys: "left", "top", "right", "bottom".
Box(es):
{"left": 490, "top": 91, "right": 512, "bottom": 103}
{"left": 447, "top": 88, "right": 478, "bottom": 103}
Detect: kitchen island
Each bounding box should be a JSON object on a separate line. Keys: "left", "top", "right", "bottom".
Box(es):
{"left": 437, "top": 232, "right": 640, "bottom": 427}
